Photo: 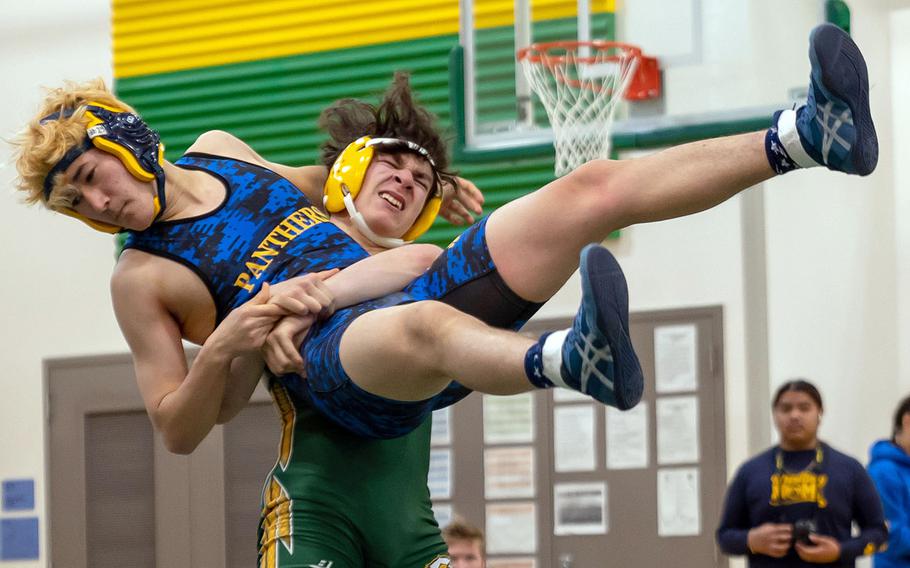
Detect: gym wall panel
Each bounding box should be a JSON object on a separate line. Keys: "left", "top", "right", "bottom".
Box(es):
{"left": 112, "top": 1, "right": 613, "bottom": 245}
{"left": 113, "top": 0, "right": 613, "bottom": 78}
{"left": 113, "top": 0, "right": 459, "bottom": 78}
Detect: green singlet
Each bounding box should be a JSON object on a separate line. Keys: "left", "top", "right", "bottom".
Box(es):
{"left": 258, "top": 382, "right": 451, "bottom": 568}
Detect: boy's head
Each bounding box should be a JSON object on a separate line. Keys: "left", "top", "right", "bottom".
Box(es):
{"left": 13, "top": 78, "right": 165, "bottom": 232}
{"left": 772, "top": 379, "right": 823, "bottom": 449}
{"left": 318, "top": 72, "right": 456, "bottom": 245}
{"left": 442, "top": 519, "right": 485, "bottom": 568}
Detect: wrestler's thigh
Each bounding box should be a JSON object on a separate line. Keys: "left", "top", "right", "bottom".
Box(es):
{"left": 338, "top": 302, "right": 452, "bottom": 401}
{"left": 484, "top": 173, "right": 609, "bottom": 302}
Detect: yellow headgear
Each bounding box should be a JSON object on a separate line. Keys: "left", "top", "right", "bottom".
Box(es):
{"left": 323, "top": 136, "right": 442, "bottom": 246}
{"left": 41, "top": 101, "right": 166, "bottom": 233}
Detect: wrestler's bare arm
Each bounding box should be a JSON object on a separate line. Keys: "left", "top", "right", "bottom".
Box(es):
{"left": 111, "top": 253, "right": 289, "bottom": 454}
{"left": 321, "top": 243, "right": 442, "bottom": 307}
{"left": 260, "top": 242, "right": 441, "bottom": 324}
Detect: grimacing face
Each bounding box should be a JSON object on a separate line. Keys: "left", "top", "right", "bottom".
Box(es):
{"left": 773, "top": 390, "right": 821, "bottom": 450}
{"left": 61, "top": 149, "right": 158, "bottom": 231}
{"left": 353, "top": 150, "right": 434, "bottom": 238}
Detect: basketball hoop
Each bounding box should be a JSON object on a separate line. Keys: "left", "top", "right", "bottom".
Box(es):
{"left": 517, "top": 40, "right": 657, "bottom": 176}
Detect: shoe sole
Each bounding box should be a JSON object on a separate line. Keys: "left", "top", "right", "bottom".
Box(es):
{"left": 809, "top": 23, "right": 878, "bottom": 175}
{"left": 579, "top": 244, "right": 644, "bottom": 410}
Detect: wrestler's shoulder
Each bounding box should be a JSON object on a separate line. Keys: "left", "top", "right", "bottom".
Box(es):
{"left": 187, "top": 130, "right": 268, "bottom": 166}
{"left": 112, "top": 249, "right": 215, "bottom": 340}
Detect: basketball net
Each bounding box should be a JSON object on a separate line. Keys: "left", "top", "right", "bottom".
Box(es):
{"left": 518, "top": 41, "right": 641, "bottom": 176}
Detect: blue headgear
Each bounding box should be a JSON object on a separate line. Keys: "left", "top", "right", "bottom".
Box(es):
{"left": 40, "top": 101, "right": 166, "bottom": 233}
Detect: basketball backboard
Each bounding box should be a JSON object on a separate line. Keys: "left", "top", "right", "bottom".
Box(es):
{"left": 455, "top": 0, "right": 834, "bottom": 156}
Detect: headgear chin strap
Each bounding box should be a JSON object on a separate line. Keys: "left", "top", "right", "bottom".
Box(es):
{"left": 41, "top": 101, "right": 166, "bottom": 233}
{"left": 323, "top": 136, "right": 442, "bottom": 248}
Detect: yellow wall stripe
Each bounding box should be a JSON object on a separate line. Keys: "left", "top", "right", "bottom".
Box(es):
{"left": 113, "top": 0, "right": 613, "bottom": 78}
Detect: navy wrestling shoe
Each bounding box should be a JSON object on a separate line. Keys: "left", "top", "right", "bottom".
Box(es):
{"left": 787, "top": 23, "right": 877, "bottom": 176}
{"left": 559, "top": 244, "right": 644, "bottom": 410}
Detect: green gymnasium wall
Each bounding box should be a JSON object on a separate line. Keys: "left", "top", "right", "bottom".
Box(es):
{"left": 113, "top": 0, "right": 613, "bottom": 245}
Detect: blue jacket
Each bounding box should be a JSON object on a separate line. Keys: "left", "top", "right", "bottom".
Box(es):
{"left": 868, "top": 440, "right": 910, "bottom": 568}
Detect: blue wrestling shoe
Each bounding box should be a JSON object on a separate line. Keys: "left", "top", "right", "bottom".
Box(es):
{"left": 783, "top": 24, "right": 877, "bottom": 176}
{"left": 559, "top": 244, "right": 644, "bottom": 410}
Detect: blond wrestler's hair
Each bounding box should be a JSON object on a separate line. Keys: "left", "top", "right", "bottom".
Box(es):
{"left": 12, "top": 78, "right": 137, "bottom": 209}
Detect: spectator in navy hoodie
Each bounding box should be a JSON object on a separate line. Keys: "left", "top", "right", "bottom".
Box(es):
{"left": 716, "top": 379, "right": 888, "bottom": 566}
{"left": 868, "top": 395, "right": 910, "bottom": 568}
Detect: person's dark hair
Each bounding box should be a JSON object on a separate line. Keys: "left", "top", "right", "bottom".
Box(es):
{"left": 442, "top": 517, "right": 485, "bottom": 551}
{"left": 772, "top": 379, "right": 823, "bottom": 411}
{"left": 892, "top": 394, "right": 910, "bottom": 442}
{"left": 318, "top": 72, "right": 456, "bottom": 192}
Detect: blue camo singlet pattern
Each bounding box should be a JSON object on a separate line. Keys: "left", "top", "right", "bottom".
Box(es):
{"left": 122, "top": 153, "right": 369, "bottom": 323}
{"left": 284, "top": 220, "right": 511, "bottom": 439}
